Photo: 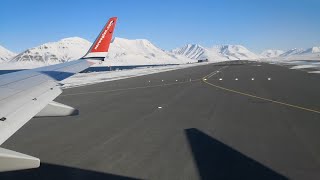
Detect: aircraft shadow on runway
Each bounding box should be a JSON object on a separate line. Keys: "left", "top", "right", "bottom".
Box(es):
{"left": 0, "top": 163, "right": 140, "bottom": 180}
{"left": 185, "top": 128, "right": 288, "bottom": 180}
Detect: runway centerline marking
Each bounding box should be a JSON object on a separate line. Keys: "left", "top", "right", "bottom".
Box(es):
{"left": 202, "top": 67, "right": 320, "bottom": 114}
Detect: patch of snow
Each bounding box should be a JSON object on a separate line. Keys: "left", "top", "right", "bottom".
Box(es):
{"left": 308, "top": 71, "right": 320, "bottom": 74}
{"left": 290, "top": 64, "right": 318, "bottom": 69}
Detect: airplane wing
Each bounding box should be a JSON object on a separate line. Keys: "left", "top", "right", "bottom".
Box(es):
{"left": 0, "top": 17, "right": 117, "bottom": 172}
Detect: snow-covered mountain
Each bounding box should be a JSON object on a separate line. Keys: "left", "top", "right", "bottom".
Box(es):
{"left": 0, "top": 45, "right": 16, "bottom": 62}
{"left": 102, "top": 38, "right": 194, "bottom": 66}
{"left": 171, "top": 44, "right": 206, "bottom": 59}
{"left": 10, "top": 37, "right": 92, "bottom": 65}
{"left": 219, "top": 45, "right": 260, "bottom": 60}
{"left": 260, "top": 50, "right": 284, "bottom": 58}
{"left": 171, "top": 44, "right": 260, "bottom": 61}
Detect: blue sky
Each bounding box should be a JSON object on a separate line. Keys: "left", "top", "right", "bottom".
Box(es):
{"left": 0, "top": 0, "right": 319, "bottom": 53}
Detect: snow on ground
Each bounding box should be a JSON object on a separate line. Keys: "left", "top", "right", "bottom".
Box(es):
{"left": 308, "top": 71, "right": 320, "bottom": 74}
{"left": 261, "top": 54, "right": 320, "bottom": 73}
{"left": 61, "top": 63, "right": 206, "bottom": 89}
{"left": 290, "top": 64, "right": 319, "bottom": 69}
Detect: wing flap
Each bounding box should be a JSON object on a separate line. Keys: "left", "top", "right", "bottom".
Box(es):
{"left": 0, "top": 147, "right": 40, "bottom": 172}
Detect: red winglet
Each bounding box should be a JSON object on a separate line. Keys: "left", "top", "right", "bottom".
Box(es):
{"left": 84, "top": 17, "right": 117, "bottom": 58}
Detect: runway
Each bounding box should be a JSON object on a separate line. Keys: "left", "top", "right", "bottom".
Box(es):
{"left": 1, "top": 61, "right": 320, "bottom": 180}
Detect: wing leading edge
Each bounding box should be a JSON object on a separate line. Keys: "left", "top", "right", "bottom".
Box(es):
{"left": 0, "top": 17, "right": 117, "bottom": 172}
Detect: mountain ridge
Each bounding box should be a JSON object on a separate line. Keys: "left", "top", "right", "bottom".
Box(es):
{"left": 171, "top": 44, "right": 260, "bottom": 61}
{"left": 0, "top": 45, "right": 16, "bottom": 62}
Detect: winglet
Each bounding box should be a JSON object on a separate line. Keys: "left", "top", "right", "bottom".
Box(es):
{"left": 83, "top": 17, "right": 117, "bottom": 59}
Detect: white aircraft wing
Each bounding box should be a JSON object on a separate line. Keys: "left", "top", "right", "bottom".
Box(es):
{"left": 0, "top": 17, "right": 117, "bottom": 172}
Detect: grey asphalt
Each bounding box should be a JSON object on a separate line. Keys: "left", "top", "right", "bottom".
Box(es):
{"left": 1, "top": 61, "right": 320, "bottom": 180}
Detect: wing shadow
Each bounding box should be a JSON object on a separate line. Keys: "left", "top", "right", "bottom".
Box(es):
{"left": 185, "top": 128, "right": 288, "bottom": 180}
{"left": 0, "top": 163, "right": 141, "bottom": 180}
{"left": 39, "top": 71, "right": 76, "bottom": 81}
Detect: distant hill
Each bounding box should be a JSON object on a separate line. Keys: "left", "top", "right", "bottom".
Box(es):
{"left": 10, "top": 37, "right": 91, "bottom": 65}
{"left": 260, "top": 50, "right": 284, "bottom": 58}
{"left": 0, "top": 45, "right": 16, "bottom": 62}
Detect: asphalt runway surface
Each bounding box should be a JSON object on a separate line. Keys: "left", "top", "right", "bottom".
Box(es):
{"left": 1, "top": 61, "right": 320, "bottom": 180}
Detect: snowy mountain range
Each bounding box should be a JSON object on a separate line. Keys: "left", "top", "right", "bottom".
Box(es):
{"left": 0, "top": 45, "right": 16, "bottom": 62}
{"left": 3, "top": 37, "right": 194, "bottom": 67}
{"left": 261, "top": 47, "right": 320, "bottom": 60}
{"left": 1, "top": 37, "right": 320, "bottom": 68}
{"left": 171, "top": 44, "right": 260, "bottom": 61}
{"left": 279, "top": 48, "right": 305, "bottom": 57}
{"left": 260, "top": 47, "right": 320, "bottom": 58}
{"left": 260, "top": 50, "right": 285, "bottom": 58}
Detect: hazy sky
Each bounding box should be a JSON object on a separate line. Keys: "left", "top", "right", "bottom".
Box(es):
{"left": 0, "top": 0, "right": 319, "bottom": 53}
